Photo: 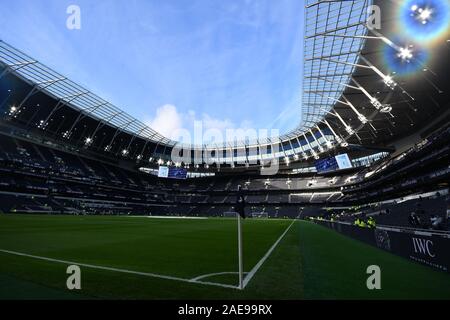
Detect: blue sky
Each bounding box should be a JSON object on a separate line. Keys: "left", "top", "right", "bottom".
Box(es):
{"left": 0, "top": 0, "right": 304, "bottom": 142}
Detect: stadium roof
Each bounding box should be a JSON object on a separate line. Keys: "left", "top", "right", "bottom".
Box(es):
{"left": 301, "top": 0, "right": 369, "bottom": 129}
{"left": 0, "top": 40, "right": 175, "bottom": 147}
{"left": 0, "top": 1, "right": 371, "bottom": 151}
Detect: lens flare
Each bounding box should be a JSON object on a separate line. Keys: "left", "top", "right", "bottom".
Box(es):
{"left": 383, "top": 40, "right": 429, "bottom": 76}
{"left": 399, "top": 0, "right": 450, "bottom": 43}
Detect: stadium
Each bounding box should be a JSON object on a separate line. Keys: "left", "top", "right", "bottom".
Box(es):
{"left": 0, "top": 0, "right": 450, "bottom": 302}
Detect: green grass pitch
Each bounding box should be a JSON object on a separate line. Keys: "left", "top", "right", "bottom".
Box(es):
{"left": 0, "top": 214, "right": 449, "bottom": 299}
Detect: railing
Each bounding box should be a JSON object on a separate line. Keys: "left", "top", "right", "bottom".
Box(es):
{"left": 312, "top": 219, "right": 450, "bottom": 273}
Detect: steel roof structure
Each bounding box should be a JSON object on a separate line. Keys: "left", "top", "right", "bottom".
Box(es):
{"left": 0, "top": 1, "right": 371, "bottom": 152}
{"left": 1, "top": 0, "right": 449, "bottom": 169}
{"left": 0, "top": 41, "right": 175, "bottom": 147}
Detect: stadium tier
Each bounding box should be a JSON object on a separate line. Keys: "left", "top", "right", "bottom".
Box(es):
{"left": 0, "top": 124, "right": 448, "bottom": 224}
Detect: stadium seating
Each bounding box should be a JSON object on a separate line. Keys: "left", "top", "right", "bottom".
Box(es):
{"left": 0, "top": 123, "right": 448, "bottom": 225}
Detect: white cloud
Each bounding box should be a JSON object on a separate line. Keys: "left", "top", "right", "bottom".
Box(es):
{"left": 145, "top": 104, "right": 183, "bottom": 137}
{"left": 145, "top": 104, "right": 256, "bottom": 144}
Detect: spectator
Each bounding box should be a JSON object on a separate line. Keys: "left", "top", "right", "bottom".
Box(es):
{"left": 409, "top": 212, "right": 420, "bottom": 227}
{"left": 367, "top": 217, "right": 376, "bottom": 228}
{"left": 430, "top": 215, "right": 443, "bottom": 230}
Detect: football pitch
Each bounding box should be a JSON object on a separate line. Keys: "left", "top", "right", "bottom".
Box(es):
{"left": 0, "top": 214, "right": 449, "bottom": 300}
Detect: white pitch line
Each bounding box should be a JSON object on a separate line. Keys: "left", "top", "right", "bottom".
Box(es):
{"left": 0, "top": 249, "right": 239, "bottom": 290}
{"left": 242, "top": 219, "right": 297, "bottom": 288}
{"left": 146, "top": 216, "right": 208, "bottom": 220}
{"left": 0, "top": 219, "right": 297, "bottom": 291}
{"left": 191, "top": 271, "right": 249, "bottom": 282}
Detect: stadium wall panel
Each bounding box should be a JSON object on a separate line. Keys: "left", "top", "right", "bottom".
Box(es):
{"left": 314, "top": 221, "right": 450, "bottom": 274}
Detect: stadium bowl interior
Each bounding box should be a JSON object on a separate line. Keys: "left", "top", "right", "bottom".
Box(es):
{"left": 0, "top": 0, "right": 449, "bottom": 300}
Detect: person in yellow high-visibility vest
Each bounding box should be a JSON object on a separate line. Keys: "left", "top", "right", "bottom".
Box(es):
{"left": 367, "top": 217, "right": 376, "bottom": 228}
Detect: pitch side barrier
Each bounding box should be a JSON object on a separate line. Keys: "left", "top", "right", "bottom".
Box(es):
{"left": 312, "top": 220, "right": 450, "bottom": 274}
